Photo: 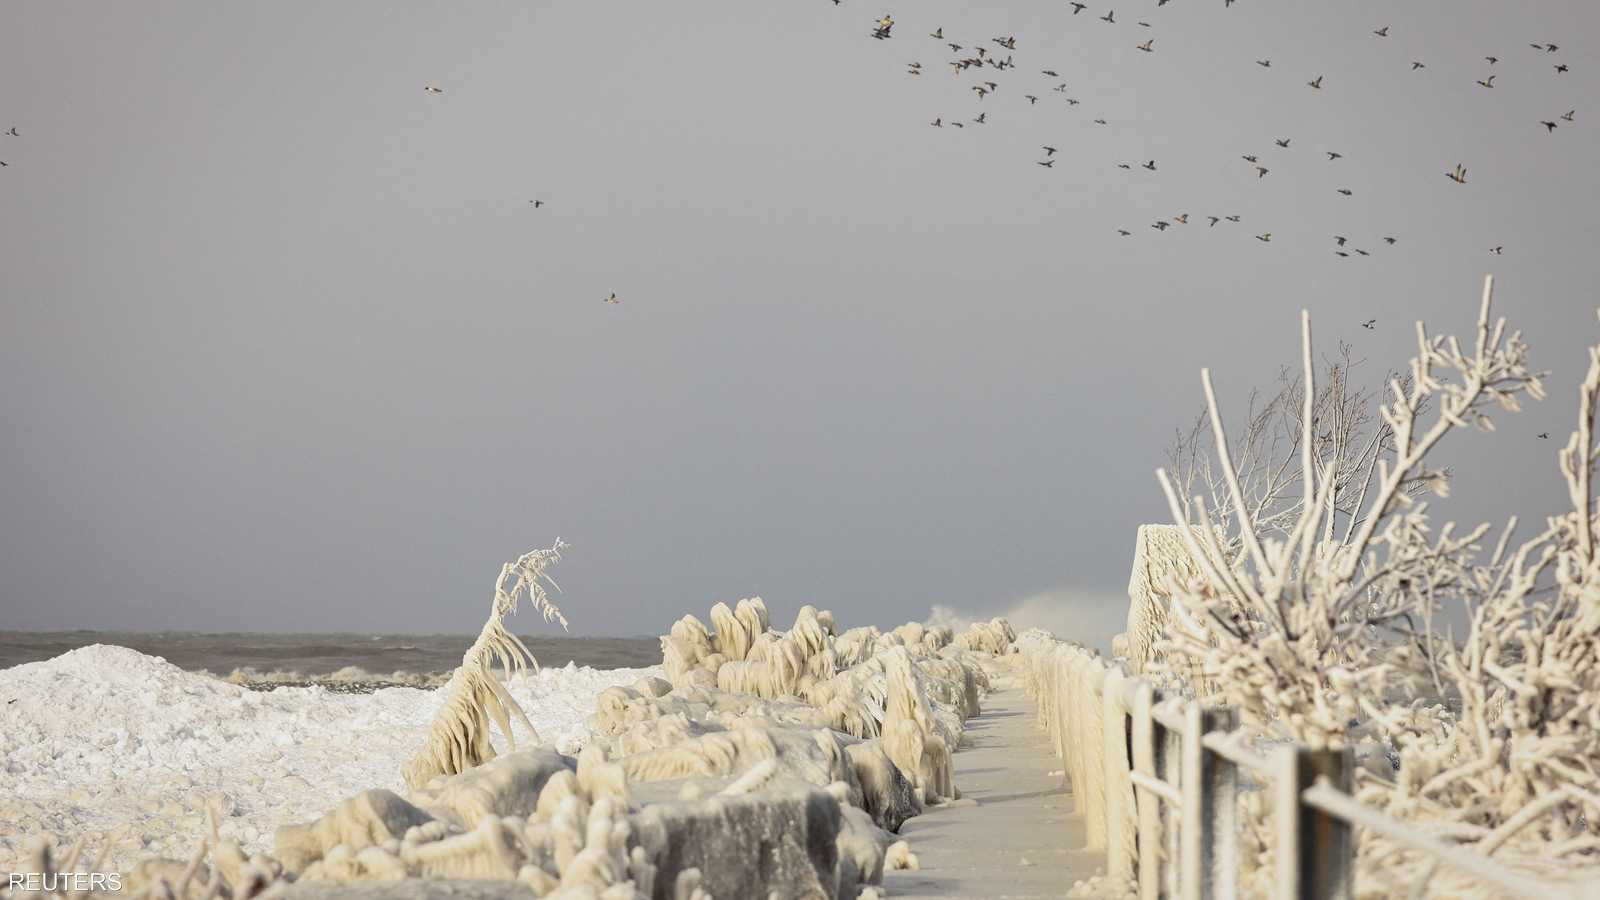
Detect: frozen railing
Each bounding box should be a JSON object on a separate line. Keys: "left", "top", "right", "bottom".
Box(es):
{"left": 1017, "top": 633, "right": 1581, "bottom": 900}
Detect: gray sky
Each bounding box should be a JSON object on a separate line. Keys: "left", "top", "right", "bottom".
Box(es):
{"left": 2, "top": 1, "right": 1596, "bottom": 649}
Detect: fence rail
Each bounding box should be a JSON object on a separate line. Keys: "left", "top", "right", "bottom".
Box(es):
{"left": 1016, "top": 633, "right": 1589, "bottom": 900}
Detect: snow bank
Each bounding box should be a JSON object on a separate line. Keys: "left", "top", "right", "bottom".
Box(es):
{"left": 0, "top": 644, "right": 657, "bottom": 873}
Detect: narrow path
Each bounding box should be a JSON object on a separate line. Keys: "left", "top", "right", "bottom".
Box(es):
{"left": 884, "top": 682, "right": 1101, "bottom": 899}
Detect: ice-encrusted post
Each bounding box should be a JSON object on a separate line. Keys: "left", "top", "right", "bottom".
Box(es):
{"left": 1180, "top": 704, "right": 1238, "bottom": 900}
{"left": 1275, "top": 745, "right": 1354, "bottom": 900}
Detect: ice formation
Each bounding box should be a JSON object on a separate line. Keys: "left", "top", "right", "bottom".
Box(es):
{"left": 7, "top": 604, "right": 1015, "bottom": 898}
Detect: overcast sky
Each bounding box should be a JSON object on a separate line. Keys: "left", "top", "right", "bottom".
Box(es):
{"left": 2, "top": 1, "right": 1596, "bottom": 648}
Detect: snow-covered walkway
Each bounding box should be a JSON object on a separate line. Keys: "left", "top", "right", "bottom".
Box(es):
{"left": 885, "top": 684, "right": 1101, "bottom": 899}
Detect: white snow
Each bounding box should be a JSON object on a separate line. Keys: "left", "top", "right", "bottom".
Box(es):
{"left": 0, "top": 644, "right": 658, "bottom": 873}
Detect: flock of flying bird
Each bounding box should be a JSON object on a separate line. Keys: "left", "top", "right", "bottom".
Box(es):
{"left": 861, "top": 4, "right": 1579, "bottom": 261}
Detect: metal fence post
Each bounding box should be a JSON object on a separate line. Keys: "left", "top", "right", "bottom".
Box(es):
{"left": 1275, "top": 745, "right": 1354, "bottom": 900}
{"left": 1132, "top": 683, "right": 1163, "bottom": 900}
{"left": 1180, "top": 704, "right": 1238, "bottom": 900}
{"left": 1156, "top": 695, "right": 1183, "bottom": 899}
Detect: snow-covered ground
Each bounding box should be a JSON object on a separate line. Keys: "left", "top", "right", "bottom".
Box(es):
{"left": 0, "top": 644, "right": 658, "bottom": 873}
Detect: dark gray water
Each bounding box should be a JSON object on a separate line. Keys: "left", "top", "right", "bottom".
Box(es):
{"left": 0, "top": 631, "right": 661, "bottom": 677}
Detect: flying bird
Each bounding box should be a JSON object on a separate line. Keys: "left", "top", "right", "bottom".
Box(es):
{"left": 1101, "top": 11, "right": 1116, "bottom": 24}
{"left": 1308, "top": 75, "right": 1323, "bottom": 89}
{"left": 1477, "top": 75, "right": 1496, "bottom": 88}
{"left": 1242, "top": 154, "right": 1259, "bottom": 163}
{"left": 530, "top": 200, "right": 544, "bottom": 207}
{"left": 1026, "top": 94, "right": 1039, "bottom": 104}
{"left": 1117, "top": 229, "right": 1132, "bottom": 236}
{"left": 973, "top": 112, "right": 987, "bottom": 124}
{"left": 1446, "top": 164, "right": 1467, "bottom": 184}
{"left": 1562, "top": 109, "right": 1576, "bottom": 122}
{"left": 1354, "top": 249, "right": 1370, "bottom": 256}
{"left": 1337, "top": 188, "right": 1353, "bottom": 196}
{"left": 1038, "top": 159, "right": 1055, "bottom": 167}
{"left": 1335, "top": 235, "right": 1348, "bottom": 246}
{"left": 3, "top": 127, "right": 15, "bottom": 137}
{"left": 1485, "top": 56, "right": 1498, "bottom": 65}
{"left": 1152, "top": 220, "right": 1170, "bottom": 231}
{"left": 1275, "top": 138, "right": 1291, "bottom": 148}
{"left": 1412, "top": 61, "right": 1426, "bottom": 70}
{"left": 949, "top": 43, "right": 963, "bottom": 51}
{"left": 1546, "top": 44, "right": 1559, "bottom": 52}
{"left": 1043, "top": 146, "right": 1058, "bottom": 156}
{"left": 604, "top": 293, "right": 620, "bottom": 304}
{"left": 930, "top": 27, "right": 943, "bottom": 39}
{"left": 1173, "top": 214, "right": 1189, "bottom": 225}
{"left": 1383, "top": 237, "right": 1397, "bottom": 245}
{"left": 1093, "top": 118, "right": 1108, "bottom": 125}
{"left": 424, "top": 84, "right": 443, "bottom": 93}
{"left": 1362, "top": 319, "right": 1377, "bottom": 329}
{"left": 1207, "top": 216, "right": 1220, "bottom": 227}
{"left": 1142, "top": 159, "right": 1157, "bottom": 171}
{"left": 1255, "top": 166, "right": 1270, "bottom": 178}
{"left": 1225, "top": 215, "right": 1241, "bottom": 222}
{"left": 1538, "top": 432, "right": 1551, "bottom": 439}
{"left": 1542, "top": 120, "right": 1558, "bottom": 132}
{"left": 1373, "top": 27, "right": 1389, "bottom": 37}
{"left": 1555, "top": 64, "right": 1569, "bottom": 73}
{"left": 1137, "top": 39, "right": 1154, "bottom": 53}
{"left": 1071, "top": 3, "right": 1087, "bottom": 14}
{"left": 1256, "top": 233, "right": 1272, "bottom": 242}
{"left": 1256, "top": 59, "right": 1272, "bottom": 68}
{"left": 1327, "top": 151, "right": 1344, "bottom": 160}
{"left": 1489, "top": 245, "right": 1503, "bottom": 255}
{"left": 1118, "top": 163, "right": 1133, "bottom": 169}
{"left": 1042, "top": 69, "right": 1060, "bottom": 77}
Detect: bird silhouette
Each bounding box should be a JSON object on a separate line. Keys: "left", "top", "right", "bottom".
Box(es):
{"left": 1138, "top": 21, "right": 1152, "bottom": 28}
{"left": 1173, "top": 214, "right": 1189, "bottom": 224}
{"left": 1101, "top": 11, "right": 1115, "bottom": 24}
{"left": 1043, "top": 146, "right": 1058, "bottom": 156}
{"left": 1335, "top": 236, "right": 1348, "bottom": 246}
{"left": 1117, "top": 229, "right": 1132, "bottom": 236}
{"left": 1118, "top": 163, "right": 1133, "bottom": 169}
{"left": 1070, "top": 2, "right": 1087, "bottom": 14}
{"left": 1485, "top": 56, "right": 1498, "bottom": 65}
{"left": 530, "top": 200, "right": 544, "bottom": 207}
{"left": 0, "top": 160, "right": 8, "bottom": 167}
{"left": 1256, "top": 59, "right": 1272, "bottom": 68}
{"left": 1446, "top": 164, "right": 1467, "bottom": 184}
{"left": 973, "top": 113, "right": 987, "bottom": 124}
{"left": 931, "top": 118, "right": 943, "bottom": 127}
{"left": 1383, "top": 237, "right": 1397, "bottom": 245}
{"left": 1373, "top": 27, "right": 1389, "bottom": 37}
{"left": 1042, "top": 69, "right": 1060, "bottom": 77}
{"left": 948, "top": 43, "right": 963, "bottom": 51}
{"left": 1354, "top": 249, "right": 1370, "bottom": 256}
{"left": 1326, "top": 151, "right": 1344, "bottom": 161}
{"left": 3, "top": 127, "right": 15, "bottom": 137}
{"left": 1225, "top": 215, "right": 1241, "bottom": 223}
{"left": 424, "top": 84, "right": 443, "bottom": 93}
{"left": 1038, "top": 159, "right": 1055, "bottom": 167}
{"left": 1477, "top": 75, "right": 1496, "bottom": 88}
{"left": 1546, "top": 44, "right": 1559, "bottom": 52}
{"left": 1208, "top": 216, "right": 1221, "bottom": 227}
{"left": 1490, "top": 245, "right": 1503, "bottom": 255}
{"left": 1094, "top": 118, "right": 1108, "bottom": 125}
{"left": 1542, "top": 120, "right": 1558, "bottom": 132}
{"left": 1275, "top": 138, "right": 1291, "bottom": 148}
{"left": 1412, "top": 61, "right": 1426, "bottom": 70}
{"left": 930, "top": 27, "right": 943, "bottom": 39}
{"left": 1335, "top": 250, "right": 1351, "bottom": 258}
{"left": 1152, "top": 220, "right": 1170, "bottom": 231}
{"left": 950, "top": 122, "right": 965, "bottom": 128}
{"left": 1255, "top": 166, "right": 1270, "bottom": 178}
{"left": 1362, "top": 319, "right": 1377, "bottom": 329}
{"left": 604, "top": 293, "right": 620, "bottom": 304}
{"left": 994, "top": 35, "right": 1016, "bottom": 49}
{"left": 1142, "top": 159, "right": 1157, "bottom": 171}
{"left": 1256, "top": 233, "right": 1272, "bottom": 242}
{"left": 907, "top": 62, "right": 922, "bottom": 75}
{"left": 1242, "top": 154, "right": 1259, "bottom": 163}
{"left": 1562, "top": 110, "right": 1576, "bottom": 122}
{"left": 1137, "top": 39, "right": 1154, "bottom": 53}
{"left": 1337, "top": 188, "right": 1353, "bottom": 196}
{"left": 1308, "top": 75, "right": 1323, "bottom": 89}
{"left": 1026, "top": 94, "right": 1039, "bottom": 104}
{"left": 1538, "top": 432, "right": 1551, "bottom": 439}
{"left": 1555, "top": 64, "right": 1569, "bottom": 73}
